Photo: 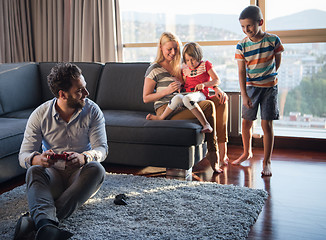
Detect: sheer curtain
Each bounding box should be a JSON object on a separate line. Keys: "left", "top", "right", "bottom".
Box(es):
{"left": 0, "top": 0, "right": 122, "bottom": 63}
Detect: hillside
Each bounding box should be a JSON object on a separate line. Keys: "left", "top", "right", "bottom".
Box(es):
{"left": 122, "top": 9, "right": 326, "bottom": 37}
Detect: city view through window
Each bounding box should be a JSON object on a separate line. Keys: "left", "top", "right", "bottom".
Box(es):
{"left": 120, "top": 0, "right": 326, "bottom": 139}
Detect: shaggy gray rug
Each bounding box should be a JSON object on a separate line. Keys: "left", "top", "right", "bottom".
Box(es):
{"left": 0, "top": 173, "right": 268, "bottom": 240}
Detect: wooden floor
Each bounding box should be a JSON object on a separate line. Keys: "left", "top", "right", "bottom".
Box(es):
{"left": 1, "top": 145, "right": 326, "bottom": 239}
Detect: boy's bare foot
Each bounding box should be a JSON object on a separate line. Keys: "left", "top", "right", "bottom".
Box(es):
{"left": 146, "top": 113, "right": 161, "bottom": 120}
{"left": 231, "top": 152, "right": 253, "bottom": 165}
{"left": 201, "top": 124, "right": 213, "bottom": 133}
{"left": 206, "top": 151, "right": 223, "bottom": 173}
{"left": 261, "top": 163, "right": 272, "bottom": 176}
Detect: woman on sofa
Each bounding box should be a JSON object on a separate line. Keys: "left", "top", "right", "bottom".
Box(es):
{"left": 143, "top": 32, "right": 229, "bottom": 172}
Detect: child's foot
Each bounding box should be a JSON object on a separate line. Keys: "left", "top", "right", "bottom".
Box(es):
{"left": 146, "top": 113, "right": 161, "bottom": 120}
{"left": 231, "top": 152, "right": 253, "bottom": 165}
{"left": 201, "top": 124, "right": 213, "bottom": 133}
{"left": 206, "top": 152, "right": 223, "bottom": 173}
{"left": 220, "top": 157, "right": 229, "bottom": 167}
{"left": 261, "top": 163, "right": 272, "bottom": 176}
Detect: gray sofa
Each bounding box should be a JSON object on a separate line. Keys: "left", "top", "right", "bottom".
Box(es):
{"left": 0, "top": 62, "right": 206, "bottom": 184}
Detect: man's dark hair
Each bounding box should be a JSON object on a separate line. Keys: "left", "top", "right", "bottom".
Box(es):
{"left": 47, "top": 63, "right": 82, "bottom": 97}
{"left": 239, "top": 6, "right": 263, "bottom": 22}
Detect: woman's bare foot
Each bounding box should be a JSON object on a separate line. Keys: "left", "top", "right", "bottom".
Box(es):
{"left": 261, "top": 162, "right": 272, "bottom": 176}
{"left": 201, "top": 124, "right": 213, "bottom": 133}
{"left": 220, "top": 157, "right": 229, "bottom": 167}
{"left": 206, "top": 151, "right": 223, "bottom": 173}
{"left": 231, "top": 152, "right": 253, "bottom": 165}
{"left": 218, "top": 142, "right": 228, "bottom": 166}
{"left": 146, "top": 113, "right": 162, "bottom": 120}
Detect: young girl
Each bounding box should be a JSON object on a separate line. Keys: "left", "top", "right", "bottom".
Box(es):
{"left": 146, "top": 42, "right": 221, "bottom": 134}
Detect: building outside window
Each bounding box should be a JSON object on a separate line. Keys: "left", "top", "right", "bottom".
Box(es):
{"left": 119, "top": 0, "right": 326, "bottom": 139}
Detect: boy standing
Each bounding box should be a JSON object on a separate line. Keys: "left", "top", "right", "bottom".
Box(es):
{"left": 232, "top": 6, "right": 284, "bottom": 176}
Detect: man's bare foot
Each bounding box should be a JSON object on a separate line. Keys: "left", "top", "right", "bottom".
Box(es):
{"left": 231, "top": 152, "right": 253, "bottom": 165}
{"left": 261, "top": 163, "right": 272, "bottom": 176}
{"left": 146, "top": 113, "right": 162, "bottom": 120}
{"left": 201, "top": 124, "right": 213, "bottom": 133}
{"left": 206, "top": 152, "right": 223, "bottom": 173}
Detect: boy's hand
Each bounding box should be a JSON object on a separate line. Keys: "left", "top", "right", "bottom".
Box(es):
{"left": 242, "top": 94, "right": 253, "bottom": 109}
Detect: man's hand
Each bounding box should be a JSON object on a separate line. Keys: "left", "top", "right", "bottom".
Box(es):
{"left": 65, "top": 152, "right": 86, "bottom": 167}
{"left": 31, "top": 150, "right": 56, "bottom": 168}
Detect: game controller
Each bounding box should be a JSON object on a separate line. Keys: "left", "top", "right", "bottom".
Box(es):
{"left": 50, "top": 153, "right": 70, "bottom": 161}
{"left": 114, "top": 194, "right": 127, "bottom": 205}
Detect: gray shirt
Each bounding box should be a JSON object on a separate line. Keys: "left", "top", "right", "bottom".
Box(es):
{"left": 19, "top": 98, "right": 108, "bottom": 169}
{"left": 145, "top": 63, "right": 178, "bottom": 110}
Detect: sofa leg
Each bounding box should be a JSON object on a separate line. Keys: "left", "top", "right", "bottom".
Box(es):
{"left": 166, "top": 168, "right": 192, "bottom": 181}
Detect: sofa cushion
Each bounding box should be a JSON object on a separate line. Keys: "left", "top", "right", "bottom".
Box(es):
{"left": 0, "top": 118, "right": 27, "bottom": 159}
{"left": 103, "top": 110, "right": 204, "bottom": 146}
{"left": 0, "top": 63, "right": 41, "bottom": 116}
{"left": 96, "top": 62, "right": 154, "bottom": 112}
{"left": 0, "top": 108, "right": 35, "bottom": 119}
{"left": 38, "top": 62, "right": 103, "bottom": 102}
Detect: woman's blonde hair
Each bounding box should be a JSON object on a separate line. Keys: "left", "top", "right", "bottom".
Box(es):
{"left": 155, "top": 32, "right": 182, "bottom": 79}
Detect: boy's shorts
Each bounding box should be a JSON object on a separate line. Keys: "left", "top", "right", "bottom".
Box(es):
{"left": 242, "top": 85, "right": 279, "bottom": 121}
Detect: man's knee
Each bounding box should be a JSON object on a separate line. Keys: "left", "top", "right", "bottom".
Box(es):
{"left": 26, "top": 165, "right": 48, "bottom": 183}
{"left": 83, "top": 162, "right": 105, "bottom": 182}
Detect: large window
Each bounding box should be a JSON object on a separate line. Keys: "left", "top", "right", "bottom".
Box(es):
{"left": 119, "top": 0, "right": 326, "bottom": 139}
{"left": 265, "top": 0, "right": 326, "bottom": 31}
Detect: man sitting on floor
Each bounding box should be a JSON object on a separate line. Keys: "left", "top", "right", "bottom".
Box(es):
{"left": 14, "top": 63, "right": 108, "bottom": 240}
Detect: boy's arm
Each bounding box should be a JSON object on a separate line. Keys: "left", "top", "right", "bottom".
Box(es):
{"left": 237, "top": 60, "right": 252, "bottom": 109}
{"left": 275, "top": 53, "right": 282, "bottom": 71}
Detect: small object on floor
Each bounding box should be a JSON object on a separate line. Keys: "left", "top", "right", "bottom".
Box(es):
{"left": 114, "top": 194, "right": 128, "bottom": 205}
{"left": 35, "top": 224, "right": 73, "bottom": 240}
{"left": 13, "top": 212, "right": 36, "bottom": 240}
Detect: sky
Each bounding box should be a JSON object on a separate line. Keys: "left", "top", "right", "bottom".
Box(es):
{"left": 119, "top": 0, "right": 326, "bottom": 20}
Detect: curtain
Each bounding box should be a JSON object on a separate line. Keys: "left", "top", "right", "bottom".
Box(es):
{"left": 30, "top": 0, "right": 66, "bottom": 62}
{"left": 0, "top": 0, "right": 34, "bottom": 63}
{"left": 0, "top": 0, "right": 122, "bottom": 63}
{"left": 69, "top": 0, "right": 122, "bottom": 62}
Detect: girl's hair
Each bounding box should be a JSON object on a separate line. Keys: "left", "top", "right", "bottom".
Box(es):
{"left": 239, "top": 6, "right": 263, "bottom": 22}
{"left": 182, "top": 42, "right": 203, "bottom": 63}
{"left": 155, "top": 32, "right": 182, "bottom": 79}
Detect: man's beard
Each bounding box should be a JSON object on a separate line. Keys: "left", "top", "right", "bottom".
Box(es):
{"left": 67, "top": 95, "right": 85, "bottom": 110}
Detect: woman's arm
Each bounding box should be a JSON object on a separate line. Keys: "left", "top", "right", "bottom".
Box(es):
{"left": 206, "top": 68, "right": 221, "bottom": 87}
{"left": 194, "top": 68, "right": 220, "bottom": 91}
{"left": 143, "top": 77, "right": 180, "bottom": 103}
